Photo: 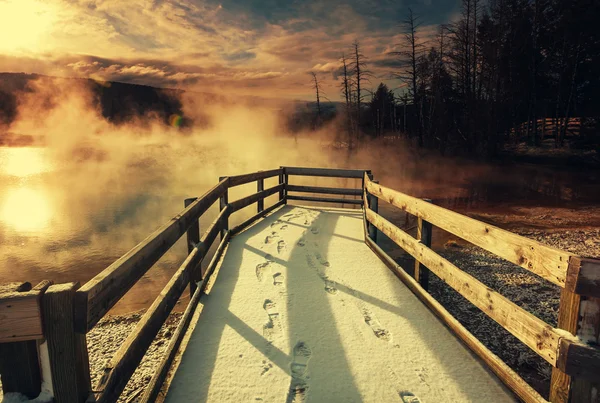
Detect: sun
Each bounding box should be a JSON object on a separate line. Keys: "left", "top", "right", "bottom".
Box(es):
{"left": 0, "top": 0, "right": 58, "bottom": 53}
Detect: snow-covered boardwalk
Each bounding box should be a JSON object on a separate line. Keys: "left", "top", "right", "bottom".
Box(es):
{"left": 164, "top": 205, "right": 515, "bottom": 402}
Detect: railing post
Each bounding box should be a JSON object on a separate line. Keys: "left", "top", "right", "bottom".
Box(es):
{"left": 367, "top": 180, "right": 379, "bottom": 242}
{"left": 43, "top": 282, "right": 91, "bottom": 403}
{"left": 257, "top": 178, "right": 264, "bottom": 213}
{"left": 550, "top": 258, "right": 600, "bottom": 403}
{"left": 219, "top": 177, "right": 229, "bottom": 240}
{"left": 279, "top": 167, "right": 286, "bottom": 204}
{"left": 184, "top": 198, "right": 201, "bottom": 295}
{"left": 414, "top": 198, "right": 433, "bottom": 291}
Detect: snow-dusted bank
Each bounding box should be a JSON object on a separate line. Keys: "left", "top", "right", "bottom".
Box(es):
{"left": 163, "top": 205, "right": 515, "bottom": 402}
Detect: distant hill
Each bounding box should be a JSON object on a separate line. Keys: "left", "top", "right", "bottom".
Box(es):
{"left": 0, "top": 72, "right": 341, "bottom": 142}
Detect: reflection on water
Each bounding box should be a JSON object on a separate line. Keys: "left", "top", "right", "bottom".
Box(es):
{"left": 0, "top": 186, "right": 53, "bottom": 233}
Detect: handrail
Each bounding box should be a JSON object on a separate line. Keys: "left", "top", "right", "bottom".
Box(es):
{"left": 92, "top": 205, "right": 231, "bottom": 402}
{"left": 74, "top": 178, "right": 229, "bottom": 333}
{"left": 365, "top": 178, "right": 572, "bottom": 288}
{"left": 364, "top": 236, "right": 547, "bottom": 403}
{"left": 228, "top": 169, "right": 282, "bottom": 187}
{"left": 285, "top": 166, "right": 368, "bottom": 178}
{"left": 366, "top": 207, "right": 563, "bottom": 365}
{"left": 287, "top": 184, "right": 362, "bottom": 196}
{"left": 363, "top": 173, "right": 600, "bottom": 403}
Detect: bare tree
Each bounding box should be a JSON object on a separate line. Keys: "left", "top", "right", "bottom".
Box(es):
{"left": 339, "top": 53, "right": 354, "bottom": 148}
{"left": 352, "top": 40, "right": 372, "bottom": 138}
{"left": 394, "top": 8, "right": 425, "bottom": 145}
{"left": 311, "top": 72, "right": 322, "bottom": 121}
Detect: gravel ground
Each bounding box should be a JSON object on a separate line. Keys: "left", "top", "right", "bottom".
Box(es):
{"left": 424, "top": 228, "right": 600, "bottom": 400}
{"left": 87, "top": 311, "right": 182, "bottom": 403}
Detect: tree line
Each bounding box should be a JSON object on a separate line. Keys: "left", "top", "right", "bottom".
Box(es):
{"left": 311, "top": 0, "right": 600, "bottom": 157}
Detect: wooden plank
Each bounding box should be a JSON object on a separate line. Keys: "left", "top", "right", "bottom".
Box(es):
{"left": 284, "top": 166, "right": 366, "bottom": 178}
{"left": 365, "top": 237, "right": 547, "bottom": 403}
{"left": 219, "top": 177, "right": 229, "bottom": 239}
{"left": 286, "top": 195, "right": 363, "bottom": 205}
{"left": 140, "top": 231, "right": 231, "bottom": 403}
{"left": 184, "top": 198, "right": 201, "bottom": 296}
{"left": 287, "top": 184, "right": 362, "bottom": 196}
{"left": 570, "top": 297, "right": 600, "bottom": 402}
{"left": 366, "top": 208, "right": 562, "bottom": 365}
{"left": 367, "top": 180, "right": 379, "bottom": 241}
{"left": 366, "top": 180, "right": 571, "bottom": 287}
{"left": 231, "top": 199, "right": 286, "bottom": 235}
{"left": 279, "top": 169, "right": 285, "bottom": 201}
{"left": 550, "top": 288, "right": 581, "bottom": 403}
{"left": 564, "top": 257, "right": 600, "bottom": 298}
{"left": 93, "top": 240, "right": 209, "bottom": 402}
{"left": 0, "top": 281, "right": 50, "bottom": 342}
{"left": 257, "top": 179, "right": 264, "bottom": 212}
{"left": 414, "top": 199, "right": 433, "bottom": 291}
{"left": 75, "top": 178, "right": 228, "bottom": 333}
{"left": 200, "top": 205, "right": 231, "bottom": 255}
{"left": 0, "top": 341, "right": 41, "bottom": 399}
{"left": 229, "top": 184, "right": 284, "bottom": 212}
{"left": 228, "top": 169, "right": 282, "bottom": 187}
{"left": 43, "top": 283, "right": 92, "bottom": 403}
{"left": 557, "top": 338, "right": 600, "bottom": 382}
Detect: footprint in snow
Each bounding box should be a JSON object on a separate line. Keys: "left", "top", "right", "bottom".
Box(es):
{"left": 263, "top": 299, "right": 281, "bottom": 338}
{"left": 399, "top": 391, "right": 421, "bottom": 403}
{"left": 273, "top": 272, "right": 284, "bottom": 286}
{"left": 265, "top": 232, "right": 279, "bottom": 244}
{"left": 256, "top": 262, "right": 272, "bottom": 282}
{"left": 362, "top": 308, "right": 392, "bottom": 341}
{"left": 260, "top": 360, "right": 273, "bottom": 376}
{"left": 277, "top": 240, "right": 286, "bottom": 254}
{"left": 286, "top": 342, "right": 312, "bottom": 403}
{"left": 297, "top": 238, "right": 306, "bottom": 247}
{"left": 310, "top": 226, "right": 320, "bottom": 235}
{"left": 313, "top": 251, "right": 330, "bottom": 267}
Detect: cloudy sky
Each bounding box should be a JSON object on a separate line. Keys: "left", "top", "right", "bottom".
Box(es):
{"left": 0, "top": 0, "right": 459, "bottom": 100}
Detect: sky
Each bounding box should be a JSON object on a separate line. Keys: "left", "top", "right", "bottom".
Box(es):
{"left": 0, "top": 0, "right": 460, "bottom": 101}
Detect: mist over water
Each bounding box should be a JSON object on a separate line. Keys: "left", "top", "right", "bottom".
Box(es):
{"left": 1, "top": 77, "right": 598, "bottom": 313}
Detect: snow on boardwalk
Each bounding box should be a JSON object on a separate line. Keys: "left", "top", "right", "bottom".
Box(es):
{"left": 165, "top": 205, "right": 515, "bottom": 403}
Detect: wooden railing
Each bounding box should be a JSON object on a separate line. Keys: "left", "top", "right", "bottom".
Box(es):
{"left": 2, "top": 166, "right": 597, "bottom": 403}
{"left": 0, "top": 166, "right": 368, "bottom": 403}
{"left": 363, "top": 173, "right": 600, "bottom": 403}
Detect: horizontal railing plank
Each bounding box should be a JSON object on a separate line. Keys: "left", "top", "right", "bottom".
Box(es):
{"left": 365, "top": 179, "right": 571, "bottom": 287}
{"left": 287, "top": 185, "right": 362, "bottom": 196}
{"left": 366, "top": 208, "right": 562, "bottom": 366}
{"left": 74, "top": 179, "right": 229, "bottom": 333}
{"left": 231, "top": 199, "right": 286, "bottom": 235}
{"left": 228, "top": 169, "right": 283, "bottom": 187}
{"left": 364, "top": 236, "right": 547, "bottom": 403}
{"left": 286, "top": 195, "right": 363, "bottom": 205}
{"left": 284, "top": 166, "right": 367, "bottom": 178}
{"left": 141, "top": 231, "right": 231, "bottom": 403}
{"left": 229, "top": 184, "right": 284, "bottom": 212}
{"left": 92, "top": 208, "right": 229, "bottom": 402}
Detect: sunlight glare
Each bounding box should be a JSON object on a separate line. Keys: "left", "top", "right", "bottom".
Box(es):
{"left": 0, "top": 187, "right": 53, "bottom": 233}
{"left": 0, "top": 0, "right": 57, "bottom": 53}
{"left": 1, "top": 148, "right": 52, "bottom": 177}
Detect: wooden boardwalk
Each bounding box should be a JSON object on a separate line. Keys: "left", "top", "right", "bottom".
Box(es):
{"left": 1, "top": 167, "right": 598, "bottom": 403}
{"left": 164, "top": 205, "right": 515, "bottom": 402}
